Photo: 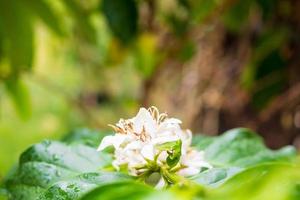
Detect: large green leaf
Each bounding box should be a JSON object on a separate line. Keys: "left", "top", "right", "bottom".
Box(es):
{"left": 62, "top": 128, "right": 109, "bottom": 148}
{"left": 80, "top": 182, "right": 152, "bottom": 200}
{"left": 80, "top": 182, "right": 187, "bottom": 200}
{"left": 3, "top": 128, "right": 299, "bottom": 200}
{"left": 194, "top": 128, "right": 296, "bottom": 167}
{"left": 206, "top": 163, "right": 300, "bottom": 200}
{"left": 191, "top": 167, "right": 242, "bottom": 188}
{"left": 39, "top": 172, "right": 130, "bottom": 200}
{"left": 191, "top": 128, "right": 297, "bottom": 188}
{"left": 4, "top": 136, "right": 130, "bottom": 199}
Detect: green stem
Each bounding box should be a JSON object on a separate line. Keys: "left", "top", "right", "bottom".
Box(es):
{"left": 161, "top": 167, "right": 190, "bottom": 186}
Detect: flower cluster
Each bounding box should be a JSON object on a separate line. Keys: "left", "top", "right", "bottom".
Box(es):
{"left": 98, "top": 106, "right": 211, "bottom": 182}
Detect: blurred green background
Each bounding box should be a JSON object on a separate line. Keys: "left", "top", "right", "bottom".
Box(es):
{"left": 0, "top": 0, "right": 300, "bottom": 181}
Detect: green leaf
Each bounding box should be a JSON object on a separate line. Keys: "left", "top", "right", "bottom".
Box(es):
{"left": 4, "top": 139, "right": 129, "bottom": 200}
{"left": 256, "top": 0, "right": 278, "bottom": 20}
{"left": 253, "top": 28, "right": 289, "bottom": 63}
{"left": 156, "top": 140, "right": 180, "bottom": 151}
{"left": 62, "top": 128, "right": 109, "bottom": 148}
{"left": 156, "top": 140, "right": 182, "bottom": 168}
{"left": 62, "top": 0, "right": 97, "bottom": 43}
{"left": 195, "top": 128, "right": 296, "bottom": 167}
{"left": 4, "top": 128, "right": 299, "bottom": 199}
{"left": 191, "top": 167, "right": 242, "bottom": 187}
{"left": 0, "top": 1, "right": 34, "bottom": 72}
{"left": 80, "top": 182, "right": 152, "bottom": 200}
{"left": 190, "top": 128, "right": 297, "bottom": 189}
{"left": 0, "top": 188, "right": 7, "bottom": 199}
{"left": 4, "top": 78, "right": 31, "bottom": 119}
{"left": 192, "top": 135, "right": 216, "bottom": 150}
{"left": 80, "top": 181, "right": 184, "bottom": 200}
{"left": 40, "top": 172, "right": 131, "bottom": 200}
{"left": 102, "top": 0, "right": 138, "bottom": 44}
{"left": 0, "top": 29, "right": 3, "bottom": 61}
{"left": 133, "top": 34, "right": 158, "bottom": 79}
{"left": 241, "top": 28, "right": 289, "bottom": 89}
{"left": 179, "top": 41, "right": 196, "bottom": 62}
{"left": 206, "top": 163, "right": 300, "bottom": 200}
{"left": 191, "top": 0, "right": 218, "bottom": 23}
{"left": 22, "top": 0, "right": 64, "bottom": 36}
{"left": 222, "top": 0, "right": 253, "bottom": 32}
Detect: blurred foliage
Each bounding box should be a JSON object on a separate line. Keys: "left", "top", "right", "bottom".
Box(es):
{"left": 0, "top": 0, "right": 295, "bottom": 116}
{"left": 0, "top": 0, "right": 299, "bottom": 191}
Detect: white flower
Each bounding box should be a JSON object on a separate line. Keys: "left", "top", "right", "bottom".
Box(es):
{"left": 178, "top": 150, "right": 212, "bottom": 176}
{"left": 97, "top": 106, "right": 212, "bottom": 178}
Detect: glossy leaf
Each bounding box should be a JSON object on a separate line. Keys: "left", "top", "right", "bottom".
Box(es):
{"left": 80, "top": 181, "right": 185, "bottom": 200}
{"left": 194, "top": 128, "right": 296, "bottom": 167}
{"left": 206, "top": 163, "right": 300, "bottom": 200}
{"left": 191, "top": 167, "right": 242, "bottom": 187}
{"left": 190, "top": 128, "right": 297, "bottom": 191}
{"left": 40, "top": 172, "right": 130, "bottom": 200}
{"left": 4, "top": 137, "right": 129, "bottom": 200}
{"left": 3, "top": 128, "right": 299, "bottom": 200}
{"left": 62, "top": 128, "right": 109, "bottom": 148}
{"left": 80, "top": 182, "right": 152, "bottom": 200}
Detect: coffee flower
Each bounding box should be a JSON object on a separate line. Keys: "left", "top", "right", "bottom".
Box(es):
{"left": 97, "top": 106, "right": 211, "bottom": 183}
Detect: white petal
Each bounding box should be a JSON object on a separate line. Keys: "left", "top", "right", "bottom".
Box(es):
{"left": 127, "top": 151, "right": 146, "bottom": 167}
{"left": 97, "top": 136, "right": 114, "bottom": 151}
{"left": 133, "top": 108, "right": 156, "bottom": 136}
{"left": 184, "top": 158, "right": 212, "bottom": 169}
{"left": 112, "top": 134, "right": 128, "bottom": 149}
{"left": 157, "top": 121, "right": 179, "bottom": 133}
{"left": 125, "top": 141, "right": 143, "bottom": 150}
{"left": 181, "top": 150, "right": 212, "bottom": 169}
{"left": 180, "top": 130, "right": 192, "bottom": 148}
{"left": 141, "top": 144, "right": 155, "bottom": 160}
{"left": 157, "top": 151, "right": 168, "bottom": 164}
{"left": 177, "top": 167, "right": 200, "bottom": 176}
{"left": 197, "top": 161, "right": 212, "bottom": 169}
{"left": 164, "top": 118, "right": 182, "bottom": 124}
{"left": 155, "top": 177, "right": 166, "bottom": 189}
{"left": 152, "top": 135, "right": 179, "bottom": 145}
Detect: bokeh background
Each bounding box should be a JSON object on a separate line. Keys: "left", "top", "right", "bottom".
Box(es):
{"left": 0, "top": 0, "right": 300, "bottom": 180}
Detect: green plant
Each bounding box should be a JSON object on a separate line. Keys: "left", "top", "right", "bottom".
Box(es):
{"left": 1, "top": 128, "right": 299, "bottom": 200}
